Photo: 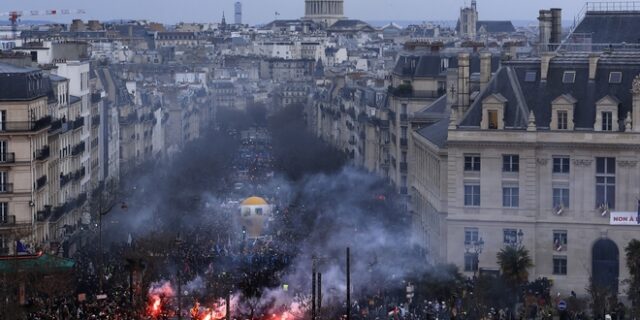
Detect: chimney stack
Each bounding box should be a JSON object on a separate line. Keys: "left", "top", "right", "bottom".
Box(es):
{"left": 457, "top": 52, "right": 471, "bottom": 114}
{"left": 480, "top": 51, "right": 492, "bottom": 92}
{"left": 538, "top": 10, "right": 553, "bottom": 51}
{"left": 550, "top": 8, "right": 562, "bottom": 45}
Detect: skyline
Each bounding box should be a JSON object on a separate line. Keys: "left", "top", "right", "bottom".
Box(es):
{"left": 1, "top": 0, "right": 589, "bottom": 25}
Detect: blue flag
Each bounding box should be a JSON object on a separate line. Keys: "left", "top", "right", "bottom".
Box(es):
{"left": 16, "top": 240, "right": 27, "bottom": 254}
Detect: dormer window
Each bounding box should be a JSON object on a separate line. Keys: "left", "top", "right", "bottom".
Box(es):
{"left": 562, "top": 71, "right": 576, "bottom": 84}
{"left": 609, "top": 72, "right": 622, "bottom": 84}
{"left": 594, "top": 95, "right": 620, "bottom": 132}
{"left": 557, "top": 110, "right": 568, "bottom": 130}
{"left": 602, "top": 111, "right": 613, "bottom": 131}
{"left": 488, "top": 110, "right": 498, "bottom": 129}
{"left": 481, "top": 94, "right": 507, "bottom": 130}
{"left": 551, "top": 94, "right": 576, "bottom": 131}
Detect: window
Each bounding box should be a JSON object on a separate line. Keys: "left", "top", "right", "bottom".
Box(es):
{"left": 464, "top": 185, "right": 481, "bottom": 206}
{"left": 503, "top": 187, "right": 519, "bottom": 207}
{"left": 609, "top": 72, "right": 622, "bottom": 84}
{"left": 488, "top": 110, "right": 498, "bottom": 129}
{"left": 553, "top": 188, "right": 570, "bottom": 208}
{"left": 553, "top": 230, "right": 568, "bottom": 248}
{"left": 553, "top": 256, "right": 567, "bottom": 275}
{"left": 255, "top": 208, "right": 263, "bottom": 215}
{"left": 464, "top": 227, "right": 479, "bottom": 245}
{"left": 0, "top": 141, "right": 6, "bottom": 162}
{"left": 464, "top": 253, "right": 478, "bottom": 272}
{"left": 524, "top": 71, "right": 537, "bottom": 82}
{"left": 557, "top": 110, "right": 568, "bottom": 130}
{"left": 464, "top": 155, "right": 481, "bottom": 171}
{"left": 503, "top": 229, "right": 518, "bottom": 245}
{"left": 552, "top": 157, "right": 570, "bottom": 173}
{"left": 0, "top": 172, "right": 6, "bottom": 193}
{"left": 596, "top": 157, "right": 616, "bottom": 209}
{"left": 602, "top": 112, "right": 613, "bottom": 131}
{"left": 401, "top": 103, "right": 408, "bottom": 115}
{"left": 503, "top": 155, "right": 520, "bottom": 172}
{"left": 0, "top": 202, "right": 6, "bottom": 223}
{"left": 562, "top": 71, "right": 576, "bottom": 84}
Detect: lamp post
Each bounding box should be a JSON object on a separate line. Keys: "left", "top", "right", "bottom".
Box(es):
{"left": 175, "top": 233, "right": 184, "bottom": 320}
{"left": 464, "top": 238, "right": 484, "bottom": 278}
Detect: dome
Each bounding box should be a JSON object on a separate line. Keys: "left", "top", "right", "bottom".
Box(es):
{"left": 241, "top": 196, "right": 268, "bottom": 206}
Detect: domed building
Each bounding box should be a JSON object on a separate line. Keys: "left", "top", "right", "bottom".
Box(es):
{"left": 239, "top": 196, "right": 272, "bottom": 239}
{"left": 303, "top": 0, "right": 345, "bottom": 27}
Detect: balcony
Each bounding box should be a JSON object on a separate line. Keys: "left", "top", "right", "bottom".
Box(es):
{"left": 0, "top": 115, "right": 52, "bottom": 133}
{"left": 0, "top": 215, "right": 15, "bottom": 225}
{"left": 71, "top": 141, "right": 86, "bottom": 156}
{"left": 36, "top": 175, "right": 47, "bottom": 190}
{"left": 72, "top": 116, "right": 85, "bottom": 130}
{"left": 49, "top": 118, "right": 63, "bottom": 133}
{"left": 60, "top": 173, "right": 73, "bottom": 187}
{"left": 0, "top": 153, "right": 15, "bottom": 164}
{"left": 400, "top": 138, "right": 408, "bottom": 147}
{"left": 91, "top": 115, "right": 100, "bottom": 127}
{"left": 0, "top": 183, "right": 13, "bottom": 194}
{"left": 400, "top": 113, "right": 408, "bottom": 122}
{"left": 400, "top": 162, "right": 408, "bottom": 173}
{"left": 400, "top": 187, "right": 408, "bottom": 195}
{"left": 35, "top": 146, "right": 50, "bottom": 161}
{"left": 73, "top": 167, "right": 86, "bottom": 181}
{"left": 36, "top": 206, "right": 52, "bottom": 222}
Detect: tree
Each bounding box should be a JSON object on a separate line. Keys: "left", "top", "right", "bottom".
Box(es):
{"left": 625, "top": 239, "right": 640, "bottom": 315}
{"left": 497, "top": 246, "right": 533, "bottom": 290}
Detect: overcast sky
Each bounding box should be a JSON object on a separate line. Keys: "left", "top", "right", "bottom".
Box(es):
{"left": 1, "top": 0, "right": 589, "bottom": 25}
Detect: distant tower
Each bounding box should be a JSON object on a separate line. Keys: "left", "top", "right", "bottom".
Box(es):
{"left": 458, "top": 0, "right": 478, "bottom": 38}
{"left": 303, "top": 0, "right": 345, "bottom": 27}
{"left": 234, "top": 2, "right": 242, "bottom": 25}
{"left": 221, "top": 11, "right": 227, "bottom": 30}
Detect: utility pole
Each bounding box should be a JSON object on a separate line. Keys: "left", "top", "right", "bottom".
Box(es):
{"left": 312, "top": 256, "right": 317, "bottom": 320}
{"left": 317, "top": 272, "right": 322, "bottom": 319}
{"left": 226, "top": 290, "right": 231, "bottom": 320}
{"left": 346, "top": 247, "right": 350, "bottom": 320}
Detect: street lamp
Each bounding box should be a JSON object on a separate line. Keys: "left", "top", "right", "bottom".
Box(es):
{"left": 517, "top": 229, "right": 524, "bottom": 246}
{"left": 175, "top": 233, "right": 184, "bottom": 320}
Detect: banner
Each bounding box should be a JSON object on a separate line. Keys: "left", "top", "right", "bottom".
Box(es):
{"left": 610, "top": 211, "right": 640, "bottom": 225}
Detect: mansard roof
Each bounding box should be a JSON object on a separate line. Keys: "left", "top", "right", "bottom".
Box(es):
{"left": 392, "top": 53, "right": 500, "bottom": 78}
{"left": 458, "top": 53, "right": 640, "bottom": 130}
{"left": 571, "top": 11, "right": 640, "bottom": 44}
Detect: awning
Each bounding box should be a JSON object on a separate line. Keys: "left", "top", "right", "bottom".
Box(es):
{"left": 0, "top": 253, "right": 75, "bottom": 273}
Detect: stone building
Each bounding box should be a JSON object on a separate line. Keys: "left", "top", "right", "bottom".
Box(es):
{"left": 411, "top": 50, "right": 640, "bottom": 297}
{"left": 0, "top": 63, "right": 52, "bottom": 255}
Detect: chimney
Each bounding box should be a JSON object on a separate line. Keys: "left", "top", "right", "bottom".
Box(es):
{"left": 480, "top": 51, "right": 492, "bottom": 92}
{"left": 540, "top": 52, "right": 555, "bottom": 81}
{"left": 632, "top": 75, "right": 640, "bottom": 132}
{"left": 550, "top": 8, "right": 562, "bottom": 45}
{"left": 457, "top": 52, "right": 470, "bottom": 113}
{"left": 588, "top": 53, "right": 600, "bottom": 81}
{"left": 538, "top": 10, "right": 552, "bottom": 51}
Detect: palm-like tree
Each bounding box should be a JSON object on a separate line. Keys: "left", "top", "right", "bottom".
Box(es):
{"left": 625, "top": 239, "right": 640, "bottom": 315}
{"left": 496, "top": 245, "right": 534, "bottom": 290}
